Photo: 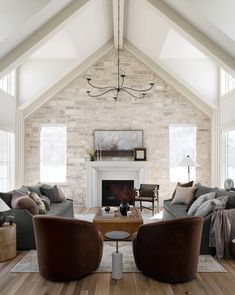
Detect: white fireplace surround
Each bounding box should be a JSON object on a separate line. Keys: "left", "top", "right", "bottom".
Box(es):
{"left": 86, "top": 161, "right": 148, "bottom": 207}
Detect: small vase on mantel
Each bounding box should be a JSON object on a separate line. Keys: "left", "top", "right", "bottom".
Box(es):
{"left": 120, "top": 201, "right": 130, "bottom": 216}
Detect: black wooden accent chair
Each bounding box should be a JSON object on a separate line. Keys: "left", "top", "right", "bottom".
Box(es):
{"left": 134, "top": 184, "right": 160, "bottom": 215}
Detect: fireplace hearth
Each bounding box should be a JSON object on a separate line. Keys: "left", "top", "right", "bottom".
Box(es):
{"left": 102, "top": 180, "right": 134, "bottom": 206}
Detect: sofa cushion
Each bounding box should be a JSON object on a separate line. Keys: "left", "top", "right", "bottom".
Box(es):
{"left": 0, "top": 192, "right": 12, "bottom": 208}
{"left": 47, "top": 200, "right": 73, "bottom": 216}
{"left": 40, "top": 185, "right": 62, "bottom": 203}
{"left": 171, "top": 186, "right": 196, "bottom": 205}
{"left": 187, "top": 192, "right": 216, "bottom": 216}
{"left": 164, "top": 200, "right": 188, "bottom": 218}
{"left": 171, "top": 181, "right": 194, "bottom": 199}
{"left": 11, "top": 190, "right": 39, "bottom": 215}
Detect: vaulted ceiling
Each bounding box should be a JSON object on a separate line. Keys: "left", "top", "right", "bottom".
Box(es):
{"left": 0, "top": 0, "right": 235, "bottom": 114}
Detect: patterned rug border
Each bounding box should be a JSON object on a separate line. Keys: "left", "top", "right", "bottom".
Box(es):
{"left": 11, "top": 243, "right": 227, "bottom": 274}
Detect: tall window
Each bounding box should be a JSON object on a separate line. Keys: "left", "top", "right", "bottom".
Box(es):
{"left": 221, "top": 69, "right": 235, "bottom": 96}
{"left": 226, "top": 130, "right": 235, "bottom": 181}
{"left": 0, "top": 70, "right": 16, "bottom": 96}
{"left": 169, "top": 125, "right": 196, "bottom": 182}
{"left": 40, "top": 125, "right": 67, "bottom": 183}
{"left": 0, "top": 130, "right": 15, "bottom": 192}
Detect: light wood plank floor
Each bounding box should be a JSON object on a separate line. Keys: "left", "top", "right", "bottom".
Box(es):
{"left": 1, "top": 208, "right": 235, "bottom": 295}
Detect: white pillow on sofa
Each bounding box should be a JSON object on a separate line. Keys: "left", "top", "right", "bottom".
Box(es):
{"left": 171, "top": 186, "right": 196, "bottom": 205}
{"left": 187, "top": 192, "right": 216, "bottom": 216}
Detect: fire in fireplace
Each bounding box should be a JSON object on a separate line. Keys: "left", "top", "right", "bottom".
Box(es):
{"left": 102, "top": 180, "right": 134, "bottom": 206}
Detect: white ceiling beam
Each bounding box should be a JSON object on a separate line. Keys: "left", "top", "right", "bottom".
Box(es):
{"left": 0, "top": 0, "right": 89, "bottom": 79}
{"left": 113, "top": 0, "right": 124, "bottom": 49}
{"left": 147, "top": 0, "right": 235, "bottom": 77}
{"left": 124, "top": 39, "right": 215, "bottom": 117}
{"left": 21, "top": 40, "right": 113, "bottom": 118}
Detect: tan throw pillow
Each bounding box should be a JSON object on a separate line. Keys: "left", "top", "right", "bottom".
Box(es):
{"left": 57, "top": 186, "right": 66, "bottom": 201}
{"left": 29, "top": 192, "right": 46, "bottom": 214}
{"left": 11, "top": 190, "right": 39, "bottom": 215}
{"left": 171, "top": 186, "right": 196, "bottom": 205}
{"left": 171, "top": 181, "right": 194, "bottom": 199}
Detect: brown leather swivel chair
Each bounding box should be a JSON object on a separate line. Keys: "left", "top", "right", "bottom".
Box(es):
{"left": 33, "top": 216, "right": 103, "bottom": 281}
{"left": 132, "top": 216, "right": 203, "bottom": 283}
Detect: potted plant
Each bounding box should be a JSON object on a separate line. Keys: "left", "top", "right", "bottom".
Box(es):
{"left": 87, "top": 148, "right": 96, "bottom": 161}
{"left": 111, "top": 185, "right": 135, "bottom": 216}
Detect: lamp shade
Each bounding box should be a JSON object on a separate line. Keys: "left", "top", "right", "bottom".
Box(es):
{"left": 0, "top": 198, "right": 10, "bottom": 212}
{"left": 177, "top": 155, "right": 199, "bottom": 167}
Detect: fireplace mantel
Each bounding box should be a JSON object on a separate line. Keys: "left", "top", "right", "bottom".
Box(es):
{"left": 86, "top": 161, "right": 148, "bottom": 207}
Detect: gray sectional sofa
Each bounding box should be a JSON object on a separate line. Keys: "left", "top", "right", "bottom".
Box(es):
{"left": 0, "top": 187, "right": 74, "bottom": 250}
{"left": 163, "top": 184, "right": 235, "bottom": 254}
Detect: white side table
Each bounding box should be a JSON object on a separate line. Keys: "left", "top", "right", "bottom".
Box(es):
{"left": 105, "top": 230, "right": 130, "bottom": 279}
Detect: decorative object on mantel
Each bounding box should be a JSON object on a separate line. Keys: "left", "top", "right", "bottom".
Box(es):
{"left": 224, "top": 178, "right": 234, "bottom": 191}
{"left": 134, "top": 148, "right": 146, "bottom": 161}
{"left": 177, "top": 155, "right": 199, "bottom": 181}
{"left": 86, "top": 0, "right": 154, "bottom": 101}
{"left": 87, "top": 148, "right": 96, "bottom": 161}
{"left": 94, "top": 130, "right": 143, "bottom": 158}
{"left": 0, "top": 198, "right": 11, "bottom": 227}
{"left": 111, "top": 185, "right": 135, "bottom": 216}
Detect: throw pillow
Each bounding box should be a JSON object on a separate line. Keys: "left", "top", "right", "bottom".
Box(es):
{"left": 187, "top": 192, "right": 216, "bottom": 216}
{"left": 194, "top": 184, "right": 213, "bottom": 199}
{"left": 0, "top": 192, "right": 12, "bottom": 208}
{"left": 40, "top": 195, "right": 51, "bottom": 210}
{"left": 57, "top": 186, "right": 66, "bottom": 201}
{"left": 29, "top": 192, "right": 46, "bottom": 214}
{"left": 11, "top": 190, "right": 39, "bottom": 215}
{"left": 194, "top": 195, "right": 229, "bottom": 217}
{"left": 171, "top": 186, "right": 196, "bottom": 205}
{"left": 171, "top": 181, "right": 194, "bottom": 199}
{"left": 40, "top": 185, "right": 62, "bottom": 203}
{"left": 186, "top": 196, "right": 197, "bottom": 212}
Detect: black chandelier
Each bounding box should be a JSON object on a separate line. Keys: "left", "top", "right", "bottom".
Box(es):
{"left": 86, "top": 0, "right": 154, "bottom": 101}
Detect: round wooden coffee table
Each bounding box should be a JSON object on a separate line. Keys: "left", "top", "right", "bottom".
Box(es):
{"left": 105, "top": 231, "right": 130, "bottom": 280}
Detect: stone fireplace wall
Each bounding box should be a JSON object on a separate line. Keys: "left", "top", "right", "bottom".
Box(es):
{"left": 24, "top": 48, "right": 211, "bottom": 206}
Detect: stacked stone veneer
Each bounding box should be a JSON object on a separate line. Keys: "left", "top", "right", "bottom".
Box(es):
{"left": 24, "top": 48, "right": 211, "bottom": 206}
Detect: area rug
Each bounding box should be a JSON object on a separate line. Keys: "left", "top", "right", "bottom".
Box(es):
{"left": 11, "top": 242, "right": 227, "bottom": 273}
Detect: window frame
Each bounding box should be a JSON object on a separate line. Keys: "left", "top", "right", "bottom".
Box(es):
{"left": 40, "top": 124, "right": 67, "bottom": 183}
{"left": 169, "top": 124, "right": 197, "bottom": 183}
{"left": 0, "top": 130, "right": 15, "bottom": 192}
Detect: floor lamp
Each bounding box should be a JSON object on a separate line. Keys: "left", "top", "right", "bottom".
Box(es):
{"left": 177, "top": 155, "right": 199, "bottom": 182}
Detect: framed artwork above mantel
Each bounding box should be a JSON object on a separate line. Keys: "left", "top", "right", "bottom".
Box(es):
{"left": 94, "top": 130, "right": 143, "bottom": 157}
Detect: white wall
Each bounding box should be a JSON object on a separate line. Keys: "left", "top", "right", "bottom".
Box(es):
{"left": 0, "top": 0, "right": 51, "bottom": 43}
{"left": 220, "top": 90, "right": 235, "bottom": 129}
{"left": 159, "top": 59, "right": 219, "bottom": 105}
{"left": 18, "top": 59, "right": 75, "bottom": 105}
{"left": 0, "top": 90, "right": 16, "bottom": 131}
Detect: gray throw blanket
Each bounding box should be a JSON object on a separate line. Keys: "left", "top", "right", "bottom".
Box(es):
{"left": 209, "top": 209, "right": 235, "bottom": 259}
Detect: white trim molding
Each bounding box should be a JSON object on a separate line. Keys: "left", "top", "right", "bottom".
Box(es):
{"left": 15, "top": 108, "right": 24, "bottom": 187}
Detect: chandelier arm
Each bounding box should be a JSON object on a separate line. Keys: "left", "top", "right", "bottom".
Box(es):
{"left": 120, "top": 75, "right": 125, "bottom": 87}
{"left": 87, "top": 79, "right": 116, "bottom": 90}
{"left": 122, "top": 83, "right": 154, "bottom": 93}
{"left": 87, "top": 88, "right": 117, "bottom": 97}
{"left": 121, "top": 88, "right": 144, "bottom": 99}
